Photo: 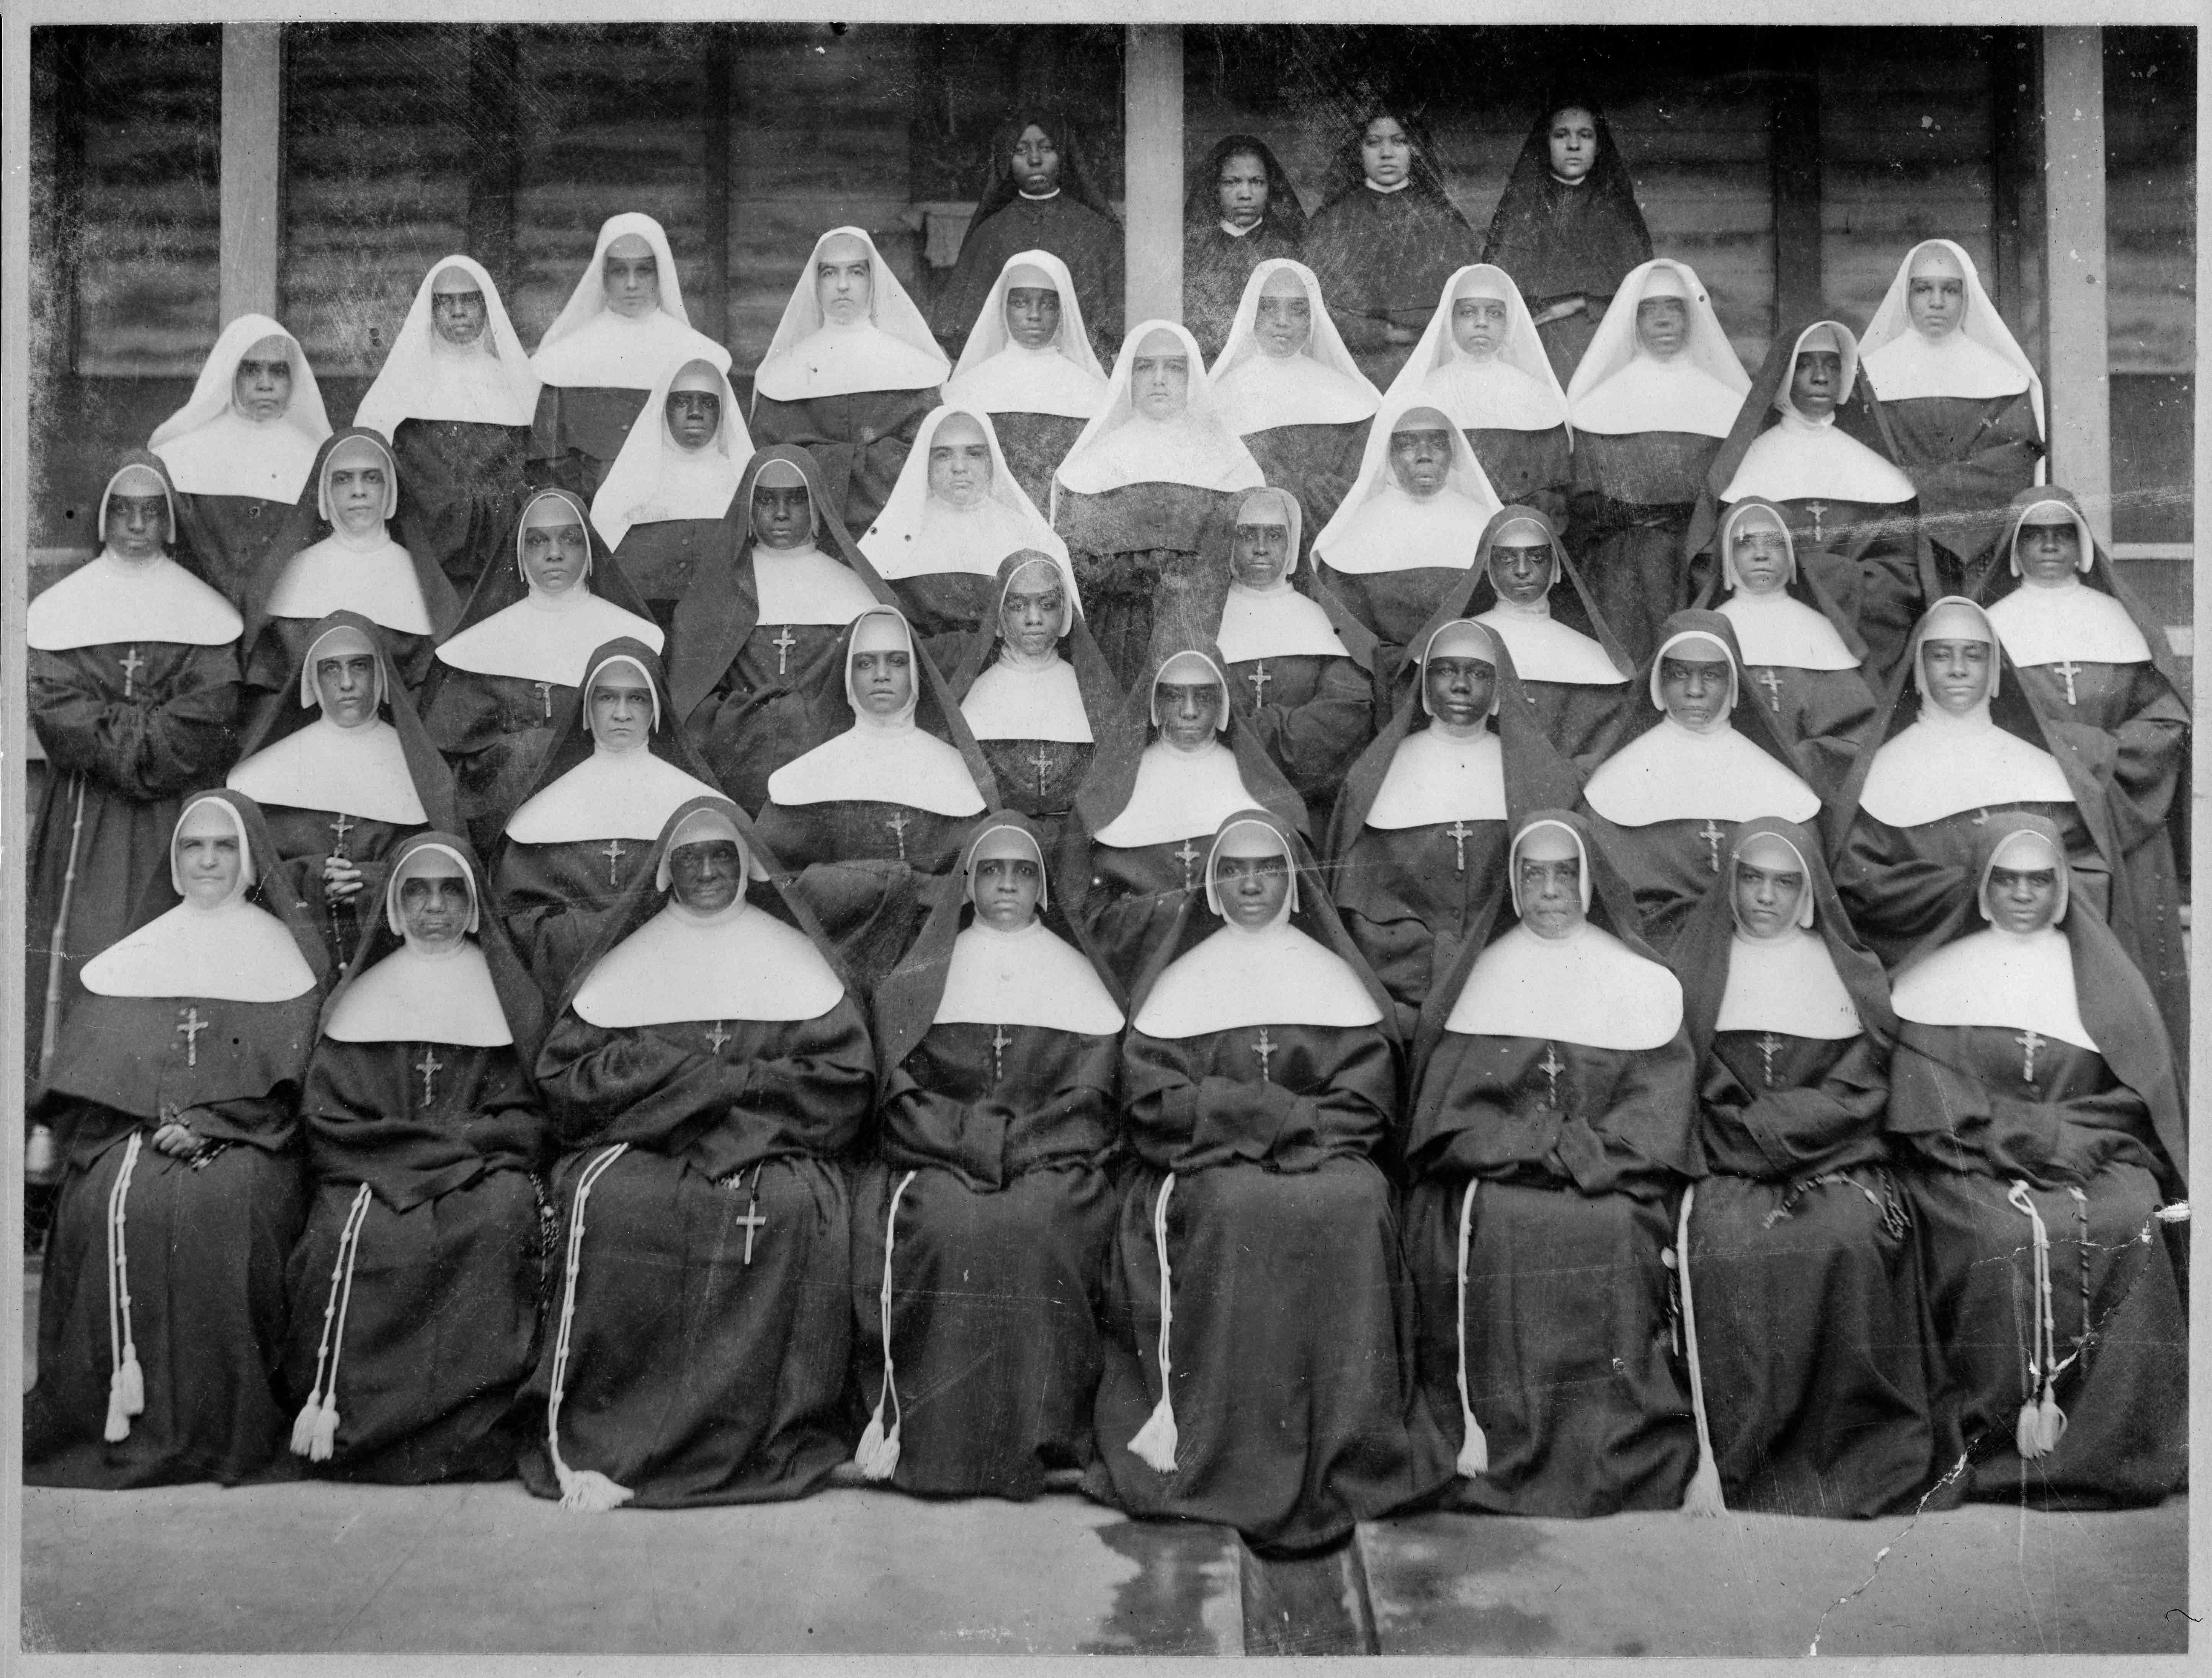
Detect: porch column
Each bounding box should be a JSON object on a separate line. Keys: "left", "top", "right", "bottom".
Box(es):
{"left": 1124, "top": 25, "right": 1184, "bottom": 331}
{"left": 219, "top": 23, "right": 284, "bottom": 326}
{"left": 2040, "top": 27, "right": 2112, "bottom": 548}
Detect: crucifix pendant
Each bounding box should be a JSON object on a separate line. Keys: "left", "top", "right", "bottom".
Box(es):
{"left": 1253, "top": 1027, "right": 1275, "bottom": 1083}
{"left": 1757, "top": 1033, "right": 1782, "bottom": 1090}
{"left": 707, "top": 1020, "right": 731, "bottom": 1054}
{"left": 735, "top": 1166, "right": 767, "bottom": 1265}
{"left": 1446, "top": 819, "right": 1472, "bottom": 874}
{"left": 1247, "top": 661, "right": 1271, "bottom": 705}
{"left": 415, "top": 1045, "right": 444, "bottom": 1105}
{"left": 1804, "top": 501, "right": 1828, "bottom": 544}
{"left": 119, "top": 645, "right": 146, "bottom": 699}
{"left": 533, "top": 681, "right": 554, "bottom": 721}
{"left": 990, "top": 1023, "right": 1012, "bottom": 1084}
{"left": 1174, "top": 839, "right": 1202, "bottom": 893}
{"left": 601, "top": 838, "right": 629, "bottom": 886}
{"left": 1538, "top": 1042, "right": 1564, "bottom": 1109}
{"left": 1029, "top": 744, "right": 1055, "bottom": 799}
{"left": 175, "top": 1006, "right": 209, "bottom": 1068}
{"left": 1756, "top": 668, "right": 1784, "bottom": 713}
{"left": 2052, "top": 659, "right": 2081, "bottom": 707}
{"left": 328, "top": 810, "right": 356, "bottom": 859}
{"left": 884, "top": 810, "right": 910, "bottom": 861}
{"left": 2017, "top": 1028, "right": 2044, "bottom": 1084}
{"left": 1699, "top": 819, "right": 1727, "bottom": 875}
{"left": 771, "top": 625, "right": 798, "bottom": 676}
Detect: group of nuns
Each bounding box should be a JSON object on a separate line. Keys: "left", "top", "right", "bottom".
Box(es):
{"left": 23, "top": 94, "right": 2187, "bottom": 1552}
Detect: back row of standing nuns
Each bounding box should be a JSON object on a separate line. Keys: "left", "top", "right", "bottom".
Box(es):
{"left": 24, "top": 165, "right": 2184, "bottom": 1544}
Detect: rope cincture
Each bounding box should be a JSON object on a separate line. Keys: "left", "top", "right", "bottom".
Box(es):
{"left": 546, "top": 1143, "right": 634, "bottom": 1512}
{"left": 292, "top": 1183, "right": 374, "bottom": 1461}
{"left": 2006, "top": 1179, "right": 2073, "bottom": 1461}
{"left": 1127, "top": 1172, "right": 1180, "bottom": 1474}
{"left": 856, "top": 1168, "right": 919, "bottom": 1483}
{"left": 1673, "top": 1184, "right": 1728, "bottom": 1515}
{"left": 1452, "top": 1177, "right": 1487, "bottom": 1476}
{"left": 103, "top": 1131, "right": 147, "bottom": 1443}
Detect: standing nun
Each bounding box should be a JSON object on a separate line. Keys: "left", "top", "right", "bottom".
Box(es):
{"left": 284, "top": 834, "right": 549, "bottom": 1483}
{"left": 521, "top": 797, "right": 874, "bottom": 1510}
{"left": 1565, "top": 259, "right": 1749, "bottom": 664}
{"left": 750, "top": 226, "right": 949, "bottom": 538}
{"left": 149, "top": 313, "right": 332, "bottom": 609}
{"left": 1183, "top": 134, "right": 1308, "bottom": 363}
{"left": 352, "top": 255, "right": 541, "bottom": 598}
{"left": 25, "top": 791, "right": 327, "bottom": 1487}
{"left": 588, "top": 356, "right": 753, "bottom": 637}
{"left": 526, "top": 212, "right": 732, "bottom": 499}
{"left": 853, "top": 813, "right": 1126, "bottom": 1498}
{"left": 1051, "top": 320, "right": 1266, "bottom": 687}
{"left": 1089, "top": 809, "right": 1449, "bottom": 1552}
{"left": 940, "top": 250, "right": 1110, "bottom": 514}
{"left": 1857, "top": 240, "right": 2045, "bottom": 599}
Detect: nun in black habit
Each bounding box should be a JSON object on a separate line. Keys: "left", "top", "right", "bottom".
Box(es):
{"left": 1182, "top": 133, "right": 1307, "bottom": 363}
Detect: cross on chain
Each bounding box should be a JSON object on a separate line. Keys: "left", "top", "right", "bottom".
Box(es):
{"left": 415, "top": 1046, "right": 444, "bottom": 1105}
{"left": 533, "top": 681, "right": 554, "bottom": 721}
{"left": 1029, "top": 744, "right": 1056, "bottom": 799}
{"left": 1253, "top": 1027, "right": 1276, "bottom": 1083}
{"left": 1174, "top": 838, "right": 1202, "bottom": 892}
{"left": 2051, "top": 659, "right": 2082, "bottom": 707}
{"left": 884, "top": 809, "right": 910, "bottom": 861}
{"left": 600, "top": 838, "right": 628, "bottom": 886}
{"left": 1757, "top": 1033, "right": 1783, "bottom": 1090}
{"left": 1804, "top": 501, "right": 1828, "bottom": 544}
{"left": 707, "top": 1020, "right": 731, "bottom": 1054}
{"left": 1970, "top": 807, "right": 1991, "bottom": 826}
{"left": 1538, "top": 1042, "right": 1565, "bottom": 1108}
{"left": 328, "top": 811, "right": 355, "bottom": 858}
{"left": 175, "top": 1007, "right": 209, "bottom": 1067}
{"left": 1446, "top": 819, "right": 1474, "bottom": 874}
{"left": 990, "top": 1024, "right": 1013, "bottom": 1084}
{"left": 2016, "top": 1028, "right": 2044, "bottom": 1084}
{"left": 1755, "top": 668, "right": 1784, "bottom": 713}
{"left": 118, "top": 646, "right": 147, "bottom": 699}
{"left": 1699, "top": 819, "right": 1728, "bottom": 875}
{"left": 734, "top": 1170, "right": 767, "bottom": 1265}
{"left": 771, "top": 625, "right": 799, "bottom": 676}
{"left": 1247, "top": 661, "right": 1271, "bottom": 705}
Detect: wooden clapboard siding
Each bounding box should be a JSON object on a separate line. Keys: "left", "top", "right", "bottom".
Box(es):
{"left": 2104, "top": 28, "right": 2192, "bottom": 377}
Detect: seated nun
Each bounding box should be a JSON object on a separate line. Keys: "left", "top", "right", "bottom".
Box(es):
{"left": 667, "top": 447, "right": 897, "bottom": 815}
{"left": 859, "top": 405, "right": 1071, "bottom": 647}
{"left": 1383, "top": 263, "right": 1573, "bottom": 534}
{"left": 353, "top": 255, "right": 541, "bottom": 598}
{"left": 754, "top": 606, "right": 994, "bottom": 991}
{"left": 526, "top": 213, "right": 732, "bottom": 499}
{"left": 1089, "top": 810, "right": 1449, "bottom": 1552}
{"left": 491, "top": 640, "right": 722, "bottom": 996}
{"left": 1403, "top": 812, "right": 1699, "bottom": 1517}
{"left": 25, "top": 791, "right": 328, "bottom": 1487}
{"left": 1665, "top": 819, "right": 1933, "bottom": 1519}
{"left": 1857, "top": 240, "right": 2045, "bottom": 597}
{"left": 588, "top": 356, "right": 753, "bottom": 636}
{"left": 149, "top": 313, "right": 333, "bottom": 609}
{"left": 1565, "top": 259, "right": 1750, "bottom": 664}
{"left": 421, "top": 488, "right": 663, "bottom": 857}
{"left": 1183, "top": 134, "right": 1308, "bottom": 363}
{"left": 1690, "top": 318, "right": 1928, "bottom": 689}
{"left": 939, "top": 250, "right": 1109, "bottom": 514}
{"left": 1888, "top": 815, "right": 2186, "bottom": 1508}
{"left": 1834, "top": 596, "right": 2107, "bottom": 971}
{"left": 243, "top": 428, "right": 457, "bottom": 711}
{"left": 26, "top": 455, "right": 244, "bottom": 1113}
{"left": 1327, "top": 618, "right": 1583, "bottom": 1036}
{"left": 1311, "top": 395, "right": 1505, "bottom": 656}
{"left": 749, "top": 227, "right": 949, "bottom": 538}
{"left": 284, "top": 834, "right": 548, "bottom": 1483}
{"left": 1050, "top": 319, "right": 1266, "bottom": 689}
{"left": 1699, "top": 497, "right": 1879, "bottom": 797}
{"left": 1072, "top": 639, "right": 1308, "bottom": 991}
{"left": 226, "top": 613, "right": 458, "bottom": 973}
{"left": 853, "top": 813, "right": 1126, "bottom": 1499}
{"left": 1207, "top": 259, "right": 1382, "bottom": 539}
{"left": 1210, "top": 485, "right": 1378, "bottom": 821}
{"left": 942, "top": 549, "right": 1119, "bottom": 851}
{"left": 520, "top": 797, "right": 874, "bottom": 1510}
{"left": 1580, "top": 612, "right": 1822, "bottom": 953}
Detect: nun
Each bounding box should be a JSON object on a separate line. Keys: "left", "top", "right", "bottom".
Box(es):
{"left": 148, "top": 313, "right": 332, "bottom": 609}
{"left": 1311, "top": 395, "right": 1505, "bottom": 656}
{"left": 352, "top": 255, "right": 541, "bottom": 597}
{"left": 520, "top": 797, "right": 874, "bottom": 1510}
{"left": 1383, "top": 263, "right": 1573, "bottom": 532}
{"left": 859, "top": 405, "right": 1070, "bottom": 646}
{"left": 1404, "top": 812, "right": 1699, "bottom": 1517}
{"left": 1565, "top": 258, "right": 1750, "bottom": 664}
{"left": 421, "top": 488, "right": 663, "bottom": 857}
{"left": 526, "top": 213, "right": 732, "bottom": 499}
{"left": 1327, "top": 617, "right": 1583, "bottom": 1037}
{"left": 26, "top": 456, "right": 244, "bottom": 1112}
{"left": 1666, "top": 819, "right": 1934, "bottom": 1519}
{"left": 1857, "top": 240, "right": 2045, "bottom": 598}
{"left": 1051, "top": 319, "right": 1266, "bottom": 688}
{"left": 1888, "top": 815, "right": 2186, "bottom": 1507}
{"left": 667, "top": 447, "right": 898, "bottom": 815}
{"left": 1580, "top": 612, "right": 1822, "bottom": 953}
{"left": 750, "top": 226, "right": 949, "bottom": 537}
{"left": 1072, "top": 639, "right": 1308, "bottom": 991}
{"left": 939, "top": 250, "right": 1109, "bottom": 514}
{"left": 490, "top": 640, "right": 722, "bottom": 996}
{"left": 283, "top": 834, "right": 548, "bottom": 1483}
{"left": 1183, "top": 134, "right": 1307, "bottom": 363}
{"left": 1207, "top": 259, "right": 1382, "bottom": 541}
{"left": 588, "top": 356, "right": 753, "bottom": 635}
{"left": 1088, "top": 809, "right": 1449, "bottom": 1552}
{"left": 226, "top": 613, "right": 458, "bottom": 973}
{"left": 25, "top": 791, "right": 327, "bottom": 1487}
{"left": 853, "top": 813, "right": 1126, "bottom": 1498}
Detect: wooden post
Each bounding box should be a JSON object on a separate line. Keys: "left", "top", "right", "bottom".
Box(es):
{"left": 1766, "top": 38, "right": 1823, "bottom": 333}
{"left": 464, "top": 27, "right": 523, "bottom": 304}
{"left": 1123, "top": 25, "right": 1183, "bottom": 331}
{"left": 703, "top": 28, "right": 733, "bottom": 348}
{"left": 218, "top": 23, "right": 284, "bottom": 327}
{"left": 2040, "top": 26, "right": 2112, "bottom": 548}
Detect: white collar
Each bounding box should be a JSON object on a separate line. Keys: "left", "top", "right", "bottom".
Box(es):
{"left": 1857, "top": 707, "right": 2075, "bottom": 827}
{"left": 765, "top": 719, "right": 986, "bottom": 817}
{"left": 322, "top": 940, "right": 513, "bottom": 1046}
{"left": 572, "top": 899, "right": 846, "bottom": 1026}
{"left": 225, "top": 715, "right": 428, "bottom": 825}
{"left": 1472, "top": 604, "right": 1626, "bottom": 686}
{"left": 1583, "top": 717, "right": 1820, "bottom": 826}
{"left": 1316, "top": 482, "right": 1495, "bottom": 575}
{"left": 262, "top": 532, "right": 434, "bottom": 634}
{"left": 505, "top": 747, "right": 724, "bottom": 843}
{"left": 1985, "top": 580, "right": 2151, "bottom": 667}
{"left": 1091, "top": 739, "right": 1261, "bottom": 848}
{"left": 82, "top": 898, "right": 317, "bottom": 1003}
{"left": 1445, "top": 921, "right": 1682, "bottom": 1050}
{"left": 1569, "top": 353, "right": 1746, "bottom": 439}
{"left": 1365, "top": 179, "right": 1409, "bottom": 195}
{"left": 934, "top": 917, "right": 1124, "bottom": 1033}
{"left": 1715, "top": 929, "right": 1862, "bottom": 1039}
{"left": 943, "top": 343, "right": 1109, "bottom": 421}
{"left": 1891, "top": 925, "right": 2095, "bottom": 1050}
{"left": 434, "top": 591, "right": 664, "bottom": 684}
{"left": 1215, "top": 584, "right": 1351, "bottom": 663}
{"left": 1220, "top": 219, "right": 1258, "bottom": 238}
{"left": 1719, "top": 414, "right": 1916, "bottom": 506}
{"left": 1017, "top": 188, "right": 1061, "bottom": 201}
{"left": 1411, "top": 357, "right": 1568, "bottom": 433}
{"left": 26, "top": 550, "right": 242, "bottom": 651}
{"left": 961, "top": 655, "right": 1093, "bottom": 743}
{"left": 750, "top": 546, "right": 884, "bottom": 626}
{"left": 1364, "top": 727, "right": 1507, "bottom": 828}
{"left": 859, "top": 406, "right": 1069, "bottom": 582}
{"left": 752, "top": 318, "right": 951, "bottom": 403}
{"left": 1133, "top": 919, "right": 1382, "bottom": 1037}
{"left": 529, "top": 305, "right": 732, "bottom": 392}
{"left": 1716, "top": 590, "right": 1862, "bottom": 671}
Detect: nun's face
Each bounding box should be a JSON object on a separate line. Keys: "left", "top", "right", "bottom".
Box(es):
{"left": 315, "top": 651, "right": 379, "bottom": 728}
{"left": 2016, "top": 519, "right": 2081, "bottom": 586}
{"left": 1921, "top": 638, "right": 1991, "bottom": 716}
{"left": 1004, "top": 286, "right": 1062, "bottom": 350}
{"left": 926, "top": 416, "right": 993, "bottom": 508}
{"left": 520, "top": 508, "right": 591, "bottom": 594}
{"left": 815, "top": 235, "right": 874, "bottom": 326}
{"left": 1000, "top": 570, "right": 1065, "bottom": 661}
{"left": 327, "top": 456, "right": 387, "bottom": 537}
{"left": 1229, "top": 517, "right": 1291, "bottom": 588}
{"left": 1360, "top": 118, "right": 1411, "bottom": 189}
{"left": 1729, "top": 520, "right": 1790, "bottom": 595}
{"left": 1489, "top": 540, "right": 1554, "bottom": 606}
{"left": 1987, "top": 859, "right": 2060, "bottom": 935}
{"left": 1907, "top": 272, "right": 1965, "bottom": 340}
{"left": 176, "top": 807, "right": 243, "bottom": 908}
{"left": 1635, "top": 297, "right": 1688, "bottom": 358}
{"left": 1215, "top": 851, "right": 1291, "bottom": 929}
{"left": 1789, "top": 349, "right": 1842, "bottom": 420}
{"left": 234, "top": 338, "right": 294, "bottom": 423}
{"left": 1254, "top": 280, "right": 1312, "bottom": 358}
{"left": 398, "top": 869, "right": 471, "bottom": 950}
{"left": 105, "top": 488, "right": 168, "bottom": 561}
{"left": 1155, "top": 679, "right": 1222, "bottom": 751}
{"left": 430, "top": 277, "right": 488, "bottom": 346}
{"left": 1425, "top": 655, "right": 1496, "bottom": 729}
{"left": 1010, "top": 124, "right": 1062, "bottom": 195}
{"left": 588, "top": 671, "right": 654, "bottom": 751}
{"left": 1733, "top": 854, "right": 1806, "bottom": 940}
{"left": 1547, "top": 108, "right": 1598, "bottom": 181}
{"left": 602, "top": 236, "right": 660, "bottom": 320}
{"left": 1451, "top": 295, "right": 1509, "bottom": 359}
{"left": 852, "top": 646, "right": 913, "bottom": 717}
{"left": 665, "top": 387, "right": 722, "bottom": 451}
{"left": 1516, "top": 850, "right": 1583, "bottom": 940}
{"left": 1659, "top": 650, "right": 1732, "bottom": 729}
{"left": 1217, "top": 151, "right": 1270, "bottom": 228}
{"left": 669, "top": 839, "right": 744, "bottom": 916}
{"left": 972, "top": 854, "right": 1042, "bottom": 931}
{"left": 751, "top": 483, "right": 813, "bottom": 549}
{"left": 1390, "top": 426, "right": 1453, "bottom": 497}
{"left": 1131, "top": 337, "right": 1191, "bottom": 421}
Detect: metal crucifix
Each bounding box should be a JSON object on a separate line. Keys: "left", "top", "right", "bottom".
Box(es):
{"left": 1699, "top": 819, "right": 1728, "bottom": 875}
{"left": 175, "top": 1006, "right": 209, "bottom": 1068}
{"left": 1029, "top": 744, "right": 1055, "bottom": 799}
{"left": 707, "top": 1020, "right": 732, "bottom": 1054}
{"left": 884, "top": 809, "right": 910, "bottom": 861}
{"left": 1755, "top": 668, "right": 1784, "bottom": 713}
{"left": 118, "top": 646, "right": 147, "bottom": 699}
{"left": 533, "top": 681, "right": 555, "bottom": 721}
{"left": 1538, "top": 1042, "right": 1564, "bottom": 1108}
{"left": 1446, "top": 819, "right": 1473, "bottom": 874}
{"left": 1757, "top": 1032, "right": 1783, "bottom": 1090}
{"left": 771, "top": 625, "right": 799, "bottom": 676}
{"left": 990, "top": 1023, "right": 1012, "bottom": 1084}
{"left": 2051, "top": 659, "right": 2081, "bottom": 707}
{"left": 600, "top": 838, "right": 629, "bottom": 886}
{"left": 1804, "top": 501, "right": 1828, "bottom": 544}
{"left": 735, "top": 1169, "right": 767, "bottom": 1265}
{"left": 2017, "top": 1028, "right": 2044, "bottom": 1084}
{"left": 415, "top": 1046, "right": 444, "bottom": 1105}
{"left": 1254, "top": 1027, "right": 1275, "bottom": 1083}
{"left": 328, "top": 811, "right": 355, "bottom": 859}
{"left": 1174, "top": 838, "right": 1202, "bottom": 892}
{"left": 1247, "top": 662, "right": 1271, "bottom": 705}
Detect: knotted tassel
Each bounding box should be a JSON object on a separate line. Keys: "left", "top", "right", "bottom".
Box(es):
{"left": 293, "top": 1185, "right": 372, "bottom": 1461}
{"left": 1674, "top": 1186, "right": 1727, "bottom": 1516}
{"left": 857, "top": 1170, "right": 917, "bottom": 1482}
{"left": 547, "top": 1146, "right": 635, "bottom": 1513}
{"left": 2007, "top": 1180, "right": 2065, "bottom": 1462}
{"left": 1127, "top": 1174, "right": 1180, "bottom": 1474}
{"left": 103, "top": 1369, "right": 132, "bottom": 1444}
{"left": 1452, "top": 1177, "right": 1487, "bottom": 1477}
{"left": 103, "top": 1132, "right": 145, "bottom": 1443}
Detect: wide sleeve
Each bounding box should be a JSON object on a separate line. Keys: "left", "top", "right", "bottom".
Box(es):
{"left": 879, "top": 1026, "right": 1119, "bottom": 1190}
{"left": 1833, "top": 810, "right": 1963, "bottom": 970}
{"left": 29, "top": 642, "right": 242, "bottom": 799}
{"left": 302, "top": 1038, "right": 547, "bottom": 1210}
{"left": 1121, "top": 1023, "right": 1396, "bottom": 1174}
{"left": 1547, "top": 1033, "right": 1699, "bottom": 1200}
{"left": 1698, "top": 1034, "right": 1890, "bottom": 1180}
{"left": 1241, "top": 656, "right": 1375, "bottom": 801}
{"left": 1887, "top": 1022, "right": 2153, "bottom": 1187}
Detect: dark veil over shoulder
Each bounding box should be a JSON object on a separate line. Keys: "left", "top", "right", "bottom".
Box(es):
{"left": 785, "top": 605, "right": 1002, "bottom": 810}
{"left": 500, "top": 636, "right": 724, "bottom": 832}
{"left": 1480, "top": 93, "right": 1652, "bottom": 302}
{"left": 941, "top": 548, "right": 1126, "bottom": 725}
{"left": 1423, "top": 503, "right": 1637, "bottom": 679}
{"left": 966, "top": 106, "right": 1122, "bottom": 237}
{"left": 1184, "top": 132, "right": 1309, "bottom": 242}
{"left": 1315, "top": 101, "right": 1466, "bottom": 220}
